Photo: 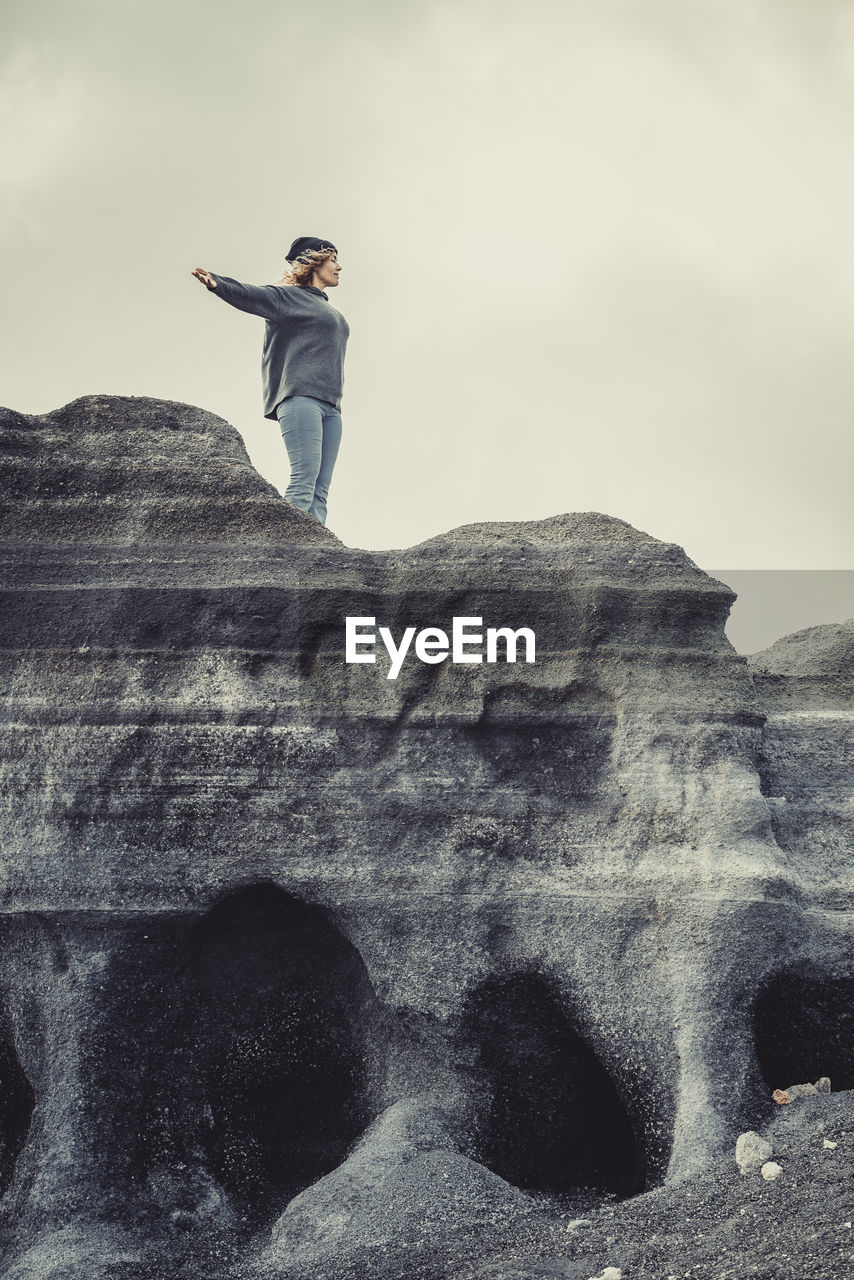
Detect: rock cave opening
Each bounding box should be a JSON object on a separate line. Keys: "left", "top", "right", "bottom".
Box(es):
{"left": 187, "top": 884, "right": 377, "bottom": 1226}
{"left": 0, "top": 1008, "right": 34, "bottom": 1197}
{"left": 84, "top": 888, "right": 380, "bottom": 1232}
{"left": 461, "top": 972, "right": 642, "bottom": 1205}
{"left": 754, "top": 969, "right": 854, "bottom": 1094}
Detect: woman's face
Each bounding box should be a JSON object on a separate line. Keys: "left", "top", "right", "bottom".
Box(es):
{"left": 313, "top": 253, "right": 341, "bottom": 289}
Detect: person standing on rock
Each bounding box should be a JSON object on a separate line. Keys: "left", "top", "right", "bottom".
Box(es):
{"left": 192, "top": 236, "right": 349, "bottom": 526}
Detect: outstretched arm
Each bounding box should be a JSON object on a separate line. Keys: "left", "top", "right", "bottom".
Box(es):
{"left": 191, "top": 268, "right": 282, "bottom": 320}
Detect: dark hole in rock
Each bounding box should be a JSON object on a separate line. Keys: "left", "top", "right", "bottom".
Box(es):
{"left": 188, "top": 884, "right": 375, "bottom": 1226}
{"left": 0, "top": 1011, "right": 34, "bottom": 1196}
{"left": 754, "top": 970, "right": 854, "bottom": 1093}
{"left": 461, "top": 973, "right": 641, "bottom": 1204}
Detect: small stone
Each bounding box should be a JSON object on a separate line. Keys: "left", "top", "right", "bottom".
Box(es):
{"left": 569, "top": 1218, "right": 593, "bottom": 1230}
{"left": 736, "top": 1131, "right": 773, "bottom": 1174}
{"left": 816, "top": 1077, "right": 832, "bottom": 1093}
{"left": 589, "top": 1270, "right": 622, "bottom": 1280}
{"left": 784, "top": 1082, "right": 818, "bottom": 1100}
{"left": 772, "top": 1089, "right": 790, "bottom": 1105}
{"left": 761, "top": 1161, "right": 783, "bottom": 1181}
{"left": 824, "top": 1139, "right": 838, "bottom": 1150}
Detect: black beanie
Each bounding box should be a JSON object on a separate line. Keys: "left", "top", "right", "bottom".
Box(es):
{"left": 286, "top": 236, "right": 337, "bottom": 263}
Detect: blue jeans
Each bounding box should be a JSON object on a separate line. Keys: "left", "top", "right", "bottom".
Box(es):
{"left": 275, "top": 395, "right": 343, "bottom": 525}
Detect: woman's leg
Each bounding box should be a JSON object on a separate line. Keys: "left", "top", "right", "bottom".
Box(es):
{"left": 309, "top": 406, "right": 343, "bottom": 525}
{"left": 276, "top": 396, "right": 323, "bottom": 513}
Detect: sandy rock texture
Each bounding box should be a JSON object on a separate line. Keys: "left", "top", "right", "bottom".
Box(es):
{"left": 0, "top": 395, "right": 851, "bottom": 1279}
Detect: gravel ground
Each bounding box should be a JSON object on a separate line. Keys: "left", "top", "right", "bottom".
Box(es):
{"left": 462, "top": 1093, "right": 854, "bottom": 1280}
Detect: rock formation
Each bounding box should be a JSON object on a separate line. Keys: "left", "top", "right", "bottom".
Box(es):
{"left": 0, "top": 395, "right": 851, "bottom": 1280}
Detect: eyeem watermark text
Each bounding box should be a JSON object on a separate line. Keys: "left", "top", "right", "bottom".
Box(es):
{"left": 345, "top": 616, "right": 536, "bottom": 680}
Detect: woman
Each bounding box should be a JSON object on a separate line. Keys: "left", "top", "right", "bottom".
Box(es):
{"left": 192, "top": 236, "right": 349, "bottom": 526}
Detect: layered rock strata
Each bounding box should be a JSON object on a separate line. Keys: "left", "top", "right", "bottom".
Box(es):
{"left": 0, "top": 396, "right": 850, "bottom": 1280}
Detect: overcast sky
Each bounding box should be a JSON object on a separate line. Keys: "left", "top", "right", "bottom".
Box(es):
{"left": 2, "top": 0, "right": 853, "bottom": 594}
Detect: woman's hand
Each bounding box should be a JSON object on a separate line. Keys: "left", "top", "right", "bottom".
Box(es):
{"left": 192, "top": 267, "right": 217, "bottom": 289}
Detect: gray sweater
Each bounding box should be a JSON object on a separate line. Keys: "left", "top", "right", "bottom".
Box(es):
{"left": 211, "top": 275, "right": 350, "bottom": 419}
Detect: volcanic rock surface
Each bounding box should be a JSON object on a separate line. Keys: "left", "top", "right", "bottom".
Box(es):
{"left": 0, "top": 395, "right": 851, "bottom": 1280}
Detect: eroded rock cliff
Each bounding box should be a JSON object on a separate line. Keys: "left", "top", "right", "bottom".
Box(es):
{"left": 0, "top": 396, "right": 851, "bottom": 1280}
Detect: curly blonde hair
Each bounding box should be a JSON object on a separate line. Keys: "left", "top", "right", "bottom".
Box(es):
{"left": 278, "top": 248, "right": 337, "bottom": 286}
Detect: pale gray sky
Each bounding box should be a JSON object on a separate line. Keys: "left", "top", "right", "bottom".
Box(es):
{"left": 2, "top": 0, "right": 853, "bottom": 586}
